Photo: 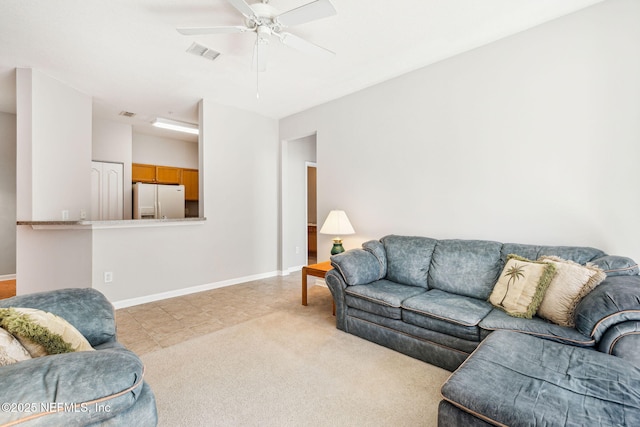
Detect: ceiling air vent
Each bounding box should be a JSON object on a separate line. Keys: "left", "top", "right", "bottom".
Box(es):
{"left": 119, "top": 111, "right": 136, "bottom": 117}
{"left": 186, "top": 42, "right": 220, "bottom": 61}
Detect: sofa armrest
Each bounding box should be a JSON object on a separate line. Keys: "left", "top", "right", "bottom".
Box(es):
{"left": 574, "top": 275, "right": 640, "bottom": 342}
{"left": 0, "top": 288, "right": 116, "bottom": 347}
{"left": 325, "top": 269, "right": 348, "bottom": 331}
{"left": 591, "top": 255, "right": 639, "bottom": 276}
{"left": 597, "top": 321, "right": 640, "bottom": 366}
{"left": 0, "top": 347, "right": 146, "bottom": 426}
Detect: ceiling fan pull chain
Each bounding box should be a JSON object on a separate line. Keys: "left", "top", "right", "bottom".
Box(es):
{"left": 256, "top": 34, "right": 260, "bottom": 99}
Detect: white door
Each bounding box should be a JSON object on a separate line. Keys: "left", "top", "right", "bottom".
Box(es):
{"left": 91, "top": 161, "right": 124, "bottom": 220}
{"left": 91, "top": 163, "right": 102, "bottom": 220}
{"left": 103, "top": 162, "right": 123, "bottom": 220}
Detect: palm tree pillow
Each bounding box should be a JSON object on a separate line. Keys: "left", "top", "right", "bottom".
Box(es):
{"left": 489, "top": 254, "right": 557, "bottom": 318}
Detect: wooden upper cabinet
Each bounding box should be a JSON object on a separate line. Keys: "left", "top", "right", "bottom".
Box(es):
{"left": 181, "top": 169, "right": 199, "bottom": 201}
{"left": 132, "top": 163, "right": 157, "bottom": 183}
{"left": 156, "top": 166, "right": 182, "bottom": 184}
{"left": 132, "top": 163, "right": 198, "bottom": 201}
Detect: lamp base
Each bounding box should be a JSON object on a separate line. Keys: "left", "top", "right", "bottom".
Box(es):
{"left": 330, "top": 237, "right": 345, "bottom": 255}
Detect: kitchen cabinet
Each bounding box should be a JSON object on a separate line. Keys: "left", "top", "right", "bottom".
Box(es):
{"left": 132, "top": 163, "right": 198, "bottom": 201}
{"left": 91, "top": 161, "right": 124, "bottom": 220}
{"left": 156, "top": 166, "right": 182, "bottom": 184}
{"left": 132, "top": 163, "right": 157, "bottom": 183}
{"left": 132, "top": 164, "right": 183, "bottom": 185}
{"left": 181, "top": 169, "right": 199, "bottom": 201}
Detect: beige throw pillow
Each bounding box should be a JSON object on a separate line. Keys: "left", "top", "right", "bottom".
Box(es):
{"left": 537, "top": 256, "right": 606, "bottom": 327}
{"left": 0, "top": 307, "right": 94, "bottom": 357}
{"left": 490, "top": 255, "right": 557, "bottom": 319}
{"left": 0, "top": 328, "right": 32, "bottom": 366}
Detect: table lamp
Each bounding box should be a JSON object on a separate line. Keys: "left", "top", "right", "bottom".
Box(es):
{"left": 319, "top": 210, "right": 355, "bottom": 255}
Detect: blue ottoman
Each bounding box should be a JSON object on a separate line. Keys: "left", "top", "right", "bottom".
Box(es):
{"left": 439, "top": 330, "right": 640, "bottom": 426}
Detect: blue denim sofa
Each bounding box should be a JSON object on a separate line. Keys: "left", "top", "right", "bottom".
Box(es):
{"left": 0, "top": 288, "right": 157, "bottom": 426}
{"left": 325, "top": 235, "right": 640, "bottom": 371}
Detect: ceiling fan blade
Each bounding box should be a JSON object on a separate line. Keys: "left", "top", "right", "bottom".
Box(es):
{"left": 280, "top": 32, "right": 334, "bottom": 58}
{"left": 276, "top": 0, "right": 336, "bottom": 27}
{"left": 252, "top": 36, "right": 269, "bottom": 72}
{"left": 226, "top": 0, "right": 256, "bottom": 19}
{"left": 177, "top": 26, "right": 250, "bottom": 35}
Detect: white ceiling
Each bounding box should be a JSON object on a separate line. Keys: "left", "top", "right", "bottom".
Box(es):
{"left": 0, "top": 0, "right": 604, "bottom": 135}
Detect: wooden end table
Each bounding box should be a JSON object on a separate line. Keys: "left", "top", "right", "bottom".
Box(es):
{"left": 301, "top": 261, "right": 335, "bottom": 314}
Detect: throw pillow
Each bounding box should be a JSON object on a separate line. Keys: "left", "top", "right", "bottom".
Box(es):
{"left": 489, "top": 255, "right": 557, "bottom": 319}
{"left": 537, "top": 256, "right": 607, "bottom": 327}
{"left": 0, "top": 327, "right": 32, "bottom": 367}
{"left": 0, "top": 307, "right": 94, "bottom": 357}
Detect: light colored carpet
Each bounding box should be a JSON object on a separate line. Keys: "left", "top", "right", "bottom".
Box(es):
{"left": 142, "top": 310, "right": 450, "bottom": 426}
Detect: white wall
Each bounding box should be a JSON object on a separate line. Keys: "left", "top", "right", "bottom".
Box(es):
{"left": 92, "top": 118, "right": 133, "bottom": 219}
{"left": 16, "top": 69, "right": 94, "bottom": 294}
{"left": 0, "top": 112, "right": 16, "bottom": 276}
{"left": 92, "top": 100, "right": 280, "bottom": 304}
{"left": 280, "top": 0, "right": 640, "bottom": 263}
{"left": 132, "top": 132, "right": 198, "bottom": 169}
{"left": 16, "top": 68, "right": 92, "bottom": 221}
{"left": 17, "top": 227, "right": 92, "bottom": 293}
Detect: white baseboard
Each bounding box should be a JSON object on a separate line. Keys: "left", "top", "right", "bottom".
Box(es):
{"left": 111, "top": 270, "right": 280, "bottom": 309}
{"left": 0, "top": 274, "right": 16, "bottom": 282}
{"left": 277, "top": 265, "right": 307, "bottom": 276}
{"left": 289, "top": 265, "right": 305, "bottom": 274}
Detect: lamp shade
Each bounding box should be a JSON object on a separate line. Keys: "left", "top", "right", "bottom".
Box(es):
{"left": 319, "top": 210, "right": 355, "bottom": 236}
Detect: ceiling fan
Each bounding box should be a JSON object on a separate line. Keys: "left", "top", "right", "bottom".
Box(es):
{"left": 177, "top": 0, "right": 337, "bottom": 72}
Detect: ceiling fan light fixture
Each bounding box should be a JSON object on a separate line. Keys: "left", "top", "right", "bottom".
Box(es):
{"left": 152, "top": 117, "right": 199, "bottom": 135}
{"left": 177, "top": 0, "right": 337, "bottom": 73}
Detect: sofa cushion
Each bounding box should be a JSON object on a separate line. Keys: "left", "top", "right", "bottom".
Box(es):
{"left": 536, "top": 256, "right": 606, "bottom": 327}
{"left": 441, "top": 331, "right": 640, "bottom": 427}
{"left": 345, "top": 280, "right": 426, "bottom": 319}
{"left": 489, "top": 255, "right": 556, "bottom": 319}
{"left": 428, "top": 239, "right": 503, "bottom": 300}
{"left": 479, "top": 309, "right": 595, "bottom": 347}
{"left": 591, "top": 255, "right": 639, "bottom": 277}
{"left": 402, "top": 290, "right": 493, "bottom": 341}
{"left": 349, "top": 308, "right": 481, "bottom": 354}
{"left": 381, "top": 235, "right": 437, "bottom": 288}
{"left": 331, "top": 249, "right": 382, "bottom": 286}
{"left": 500, "top": 243, "right": 605, "bottom": 266}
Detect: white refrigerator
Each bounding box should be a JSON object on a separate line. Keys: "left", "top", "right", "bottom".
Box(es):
{"left": 133, "top": 183, "right": 185, "bottom": 219}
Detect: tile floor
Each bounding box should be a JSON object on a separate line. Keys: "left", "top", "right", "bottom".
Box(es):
{"left": 116, "top": 273, "right": 334, "bottom": 356}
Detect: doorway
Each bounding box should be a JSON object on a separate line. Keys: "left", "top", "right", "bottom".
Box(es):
{"left": 306, "top": 163, "right": 317, "bottom": 264}
{"left": 280, "top": 133, "right": 317, "bottom": 273}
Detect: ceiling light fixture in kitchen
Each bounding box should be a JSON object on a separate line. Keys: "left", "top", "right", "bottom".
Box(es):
{"left": 152, "top": 117, "right": 199, "bottom": 135}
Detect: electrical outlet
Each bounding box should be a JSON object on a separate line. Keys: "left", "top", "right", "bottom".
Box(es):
{"left": 104, "top": 272, "right": 113, "bottom": 283}
{"left": 295, "top": 246, "right": 300, "bottom": 254}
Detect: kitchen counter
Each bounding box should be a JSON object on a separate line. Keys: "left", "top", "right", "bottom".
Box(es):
{"left": 17, "top": 217, "right": 207, "bottom": 230}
